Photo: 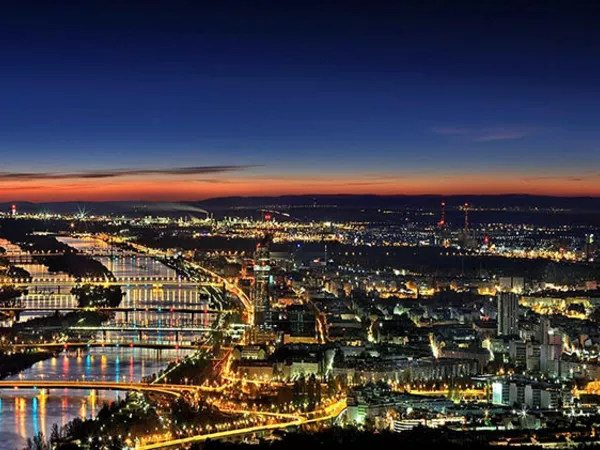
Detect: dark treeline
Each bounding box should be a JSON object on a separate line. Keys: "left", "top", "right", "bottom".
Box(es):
{"left": 71, "top": 285, "right": 124, "bottom": 308}
{"left": 0, "top": 352, "right": 57, "bottom": 380}
{"left": 200, "top": 428, "right": 492, "bottom": 450}
{"left": 42, "top": 254, "right": 114, "bottom": 280}
{"left": 0, "top": 223, "right": 114, "bottom": 280}
{"left": 12, "top": 310, "right": 111, "bottom": 331}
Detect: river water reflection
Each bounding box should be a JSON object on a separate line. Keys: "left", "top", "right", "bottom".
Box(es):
{"left": 0, "top": 236, "right": 201, "bottom": 449}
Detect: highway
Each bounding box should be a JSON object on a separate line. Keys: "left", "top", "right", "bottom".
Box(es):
{"left": 186, "top": 261, "right": 254, "bottom": 324}
{"left": 137, "top": 401, "right": 347, "bottom": 449}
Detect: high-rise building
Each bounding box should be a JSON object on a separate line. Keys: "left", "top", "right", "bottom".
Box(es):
{"left": 499, "top": 276, "right": 524, "bottom": 294}
{"left": 585, "top": 233, "right": 596, "bottom": 262}
{"left": 497, "top": 292, "right": 519, "bottom": 336}
{"left": 253, "top": 234, "right": 272, "bottom": 326}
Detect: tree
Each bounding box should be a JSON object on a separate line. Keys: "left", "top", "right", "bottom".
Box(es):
{"left": 26, "top": 432, "right": 50, "bottom": 450}
{"left": 50, "top": 423, "right": 62, "bottom": 444}
{"left": 589, "top": 307, "right": 600, "bottom": 323}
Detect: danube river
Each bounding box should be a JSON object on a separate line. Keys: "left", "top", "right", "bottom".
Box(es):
{"left": 0, "top": 348, "right": 189, "bottom": 450}
{"left": 0, "top": 236, "right": 207, "bottom": 449}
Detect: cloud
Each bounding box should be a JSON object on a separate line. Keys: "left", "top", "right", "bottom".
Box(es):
{"left": 0, "top": 165, "right": 259, "bottom": 181}
{"left": 431, "top": 127, "right": 470, "bottom": 135}
{"left": 433, "top": 126, "right": 532, "bottom": 142}
{"left": 471, "top": 131, "right": 529, "bottom": 142}
{"left": 521, "top": 172, "right": 599, "bottom": 183}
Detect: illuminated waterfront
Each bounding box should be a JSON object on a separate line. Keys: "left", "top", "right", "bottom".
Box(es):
{"left": 9, "top": 236, "right": 218, "bottom": 341}
{"left": 0, "top": 348, "right": 190, "bottom": 450}
{"left": 0, "top": 236, "right": 207, "bottom": 447}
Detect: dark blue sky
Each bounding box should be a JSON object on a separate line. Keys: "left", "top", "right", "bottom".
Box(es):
{"left": 1, "top": 1, "right": 599, "bottom": 200}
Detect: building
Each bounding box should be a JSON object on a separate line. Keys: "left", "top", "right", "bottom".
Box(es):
{"left": 269, "top": 304, "right": 317, "bottom": 340}
{"left": 409, "top": 358, "right": 479, "bottom": 382}
{"left": 236, "top": 361, "right": 275, "bottom": 381}
{"left": 253, "top": 234, "right": 273, "bottom": 325}
{"left": 347, "top": 385, "right": 454, "bottom": 427}
{"left": 499, "top": 277, "right": 525, "bottom": 294}
{"left": 492, "top": 377, "right": 562, "bottom": 409}
{"left": 509, "top": 340, "right": 527, "bottom": 366}
{"left": 231, "top": 345, "right": 267, "bottom": 361}
{"left": 497, "top": 292, "right": 519, "bottom": 337}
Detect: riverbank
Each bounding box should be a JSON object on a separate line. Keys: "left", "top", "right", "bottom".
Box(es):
{"left": 0, "top": 350, "right": 59, "bottom": 379}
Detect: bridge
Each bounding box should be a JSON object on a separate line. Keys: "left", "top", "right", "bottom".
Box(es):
{"left": 0, "top": 306, "right": 227, "bottom": 315}
{"left": 1, "top": 276, "right": 221, "bottom": 287}
{"left": 0, "top": 379, "right": 345, "bottom": 449}
{"left": 8, "top": 341, "right": 232, "bottom": 350}
{"left": 6, "top": 341, "right": 227, "bottom": 351}
{"left": 0, "top": 380, "right": 195, "bottom": 397}
{"left": 4, "top": 251, "right": 139, "bottom": 261}
{"left": 67, "top": 324, "right": 245, "bottom": 333}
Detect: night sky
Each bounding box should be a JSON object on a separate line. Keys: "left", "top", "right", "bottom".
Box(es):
{"left": 1, "top": 1, "right": 599, "bottom": 201}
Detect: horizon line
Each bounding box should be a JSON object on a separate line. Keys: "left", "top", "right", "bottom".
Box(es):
{"left": 3, "top": 192, "right": 600, "bottom": 204}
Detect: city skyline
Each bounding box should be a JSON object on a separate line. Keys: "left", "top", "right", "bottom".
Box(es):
{"left": 2, "top": 2, "right": 600, "bottom": 200}
{"left": 3, "top": 3, "right": 600, "bottom": 448}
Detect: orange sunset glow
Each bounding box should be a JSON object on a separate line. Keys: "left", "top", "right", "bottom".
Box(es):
{"left": 2, "top": 172, "right": 599, "bottom": 202}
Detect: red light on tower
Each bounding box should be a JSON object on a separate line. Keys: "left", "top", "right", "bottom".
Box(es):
{"left": 11, "top": 204, "right": 16, "bottom": 217}
{"left": 264, "top": 213, "right": 272, "bottom": 221}
{"left": 438, "top": 202, "right": 446, "bottom": 227}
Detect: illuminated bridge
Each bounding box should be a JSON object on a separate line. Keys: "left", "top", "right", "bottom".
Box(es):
{"left": 1, "top": 276, "right": 221, "bottom": 287}
{"left": 0, "top": 380, "right": 195, "bottom": 397}
{"left": 6, "top": 341, "right": 228, "bottom": 351}
{"left": 4, "top": 250, "right": 139, "bottom": 260}
{"left": 0, "top": 306, "right": 228, "bottom": 315}
{"left": 67, "top": 324, "right": 244, "bottom": 333}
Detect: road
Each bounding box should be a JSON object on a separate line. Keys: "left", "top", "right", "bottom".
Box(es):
{"left": 137, "top": 401, "right": 347, "bottom": 449}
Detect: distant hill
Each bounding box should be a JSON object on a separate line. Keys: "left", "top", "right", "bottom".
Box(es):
{"left": 2, "top": 194, "right": 600, "bottom": 216}
{"left": 193, "top": 194, "right": 600, "bottom": 211}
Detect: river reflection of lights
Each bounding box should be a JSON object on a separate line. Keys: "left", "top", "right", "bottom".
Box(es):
{"left": 3, "top": 236, "right": 202, "bottom": 447}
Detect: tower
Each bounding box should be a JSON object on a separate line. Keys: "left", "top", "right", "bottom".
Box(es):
{"left": 253, "top": 233, "right": 272, "bottom": 326}
{"left": 585, "top": 233, "right": 595, "bottom": 262}
{"left": 437, "top": 202, "right": 450, "bottom": 247}
{"left": 438, "top": 201, "right": 446, "bottom": 227}
{"left": 460, "top": 202, "right": 476, "bottom": 249}
{"left": 497, "top": 292, "right": 519, "bottom": 337}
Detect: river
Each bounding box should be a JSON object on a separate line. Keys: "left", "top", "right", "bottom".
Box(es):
{"left": 0, "top": 235, "right": 208, "bottom": 449}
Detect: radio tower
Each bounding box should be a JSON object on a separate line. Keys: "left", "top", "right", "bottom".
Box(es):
{"left": 438, "top": 202, "right": 446, "bottom": 227}
{"left": 437, "top": 201, "right": 450, "bottom": 247}
{"left": 463, "top": 202, "right": 469, "bottom": 233}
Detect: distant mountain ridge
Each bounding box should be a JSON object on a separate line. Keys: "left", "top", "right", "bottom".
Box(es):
{"left": 1, "top": 194, "right": 600, "bottom": 215}
{"left": 193, "top": 194, "right": 600, "bottom": 210}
